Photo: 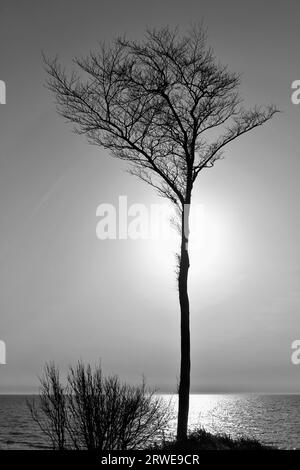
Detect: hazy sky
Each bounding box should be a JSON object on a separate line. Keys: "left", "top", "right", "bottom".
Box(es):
{"left": 0, "top": 0, "right": 300, "bottom": 393}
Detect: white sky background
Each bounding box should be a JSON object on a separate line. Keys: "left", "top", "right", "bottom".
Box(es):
{"left": 0, "top": 0, "right": 300, "bottom": 392}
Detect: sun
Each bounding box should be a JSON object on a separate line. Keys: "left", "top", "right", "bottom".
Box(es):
{"left": 189, "top": 202, "right": 226, "bottom": 273}
{"left": 138, "top": 200, "right": 231, "bottom": 284}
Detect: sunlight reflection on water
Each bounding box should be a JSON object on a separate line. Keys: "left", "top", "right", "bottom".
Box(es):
{"left": 161, "top": 394, "right": 300, "bottom": 450}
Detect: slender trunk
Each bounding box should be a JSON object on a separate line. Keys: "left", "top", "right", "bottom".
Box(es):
{"left": 176, "top": 201, "right": 191, "bottom": 442}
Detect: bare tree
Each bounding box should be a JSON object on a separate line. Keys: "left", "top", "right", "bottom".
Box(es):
{"left": 44, "top": 26, "right": 278, "bottom": 442}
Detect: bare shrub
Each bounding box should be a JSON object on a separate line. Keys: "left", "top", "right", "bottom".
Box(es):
{"left": 28, "top": 361, "right": 172, "bottom": 450}
{"left": 28, "top": 362, "right": 68, "bottom": 450}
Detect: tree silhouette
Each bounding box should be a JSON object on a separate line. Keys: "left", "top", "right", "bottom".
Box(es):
{"left": 44, "top": 26, "right": 278, "bottom": 442}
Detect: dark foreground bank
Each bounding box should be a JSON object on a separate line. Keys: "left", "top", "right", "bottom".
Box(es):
{"left": 149, "top": 428, "right": 274, "bottom": 451}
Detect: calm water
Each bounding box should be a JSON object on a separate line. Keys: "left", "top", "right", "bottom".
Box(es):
{"left": 164, "top": 394, "right": 300, "bottom": 450}
{"left": 0, "top": 394, "right": 299, "bottom": 449}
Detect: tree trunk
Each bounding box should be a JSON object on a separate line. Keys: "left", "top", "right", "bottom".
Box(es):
{"left": 176, "top": 202, "right": 191, "bottom": 442}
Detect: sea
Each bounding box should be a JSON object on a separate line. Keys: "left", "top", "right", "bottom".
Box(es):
{"left": 0, "top": 394, "right": 299, "bottom": 450}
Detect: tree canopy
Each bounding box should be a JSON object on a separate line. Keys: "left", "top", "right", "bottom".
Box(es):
{"left": 45, "top": 26, "right": 278, "bottom": 208}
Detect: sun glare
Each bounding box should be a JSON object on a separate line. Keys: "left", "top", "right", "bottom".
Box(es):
{"left": 138, "top": 201, "right": 232, "bottom": 285}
